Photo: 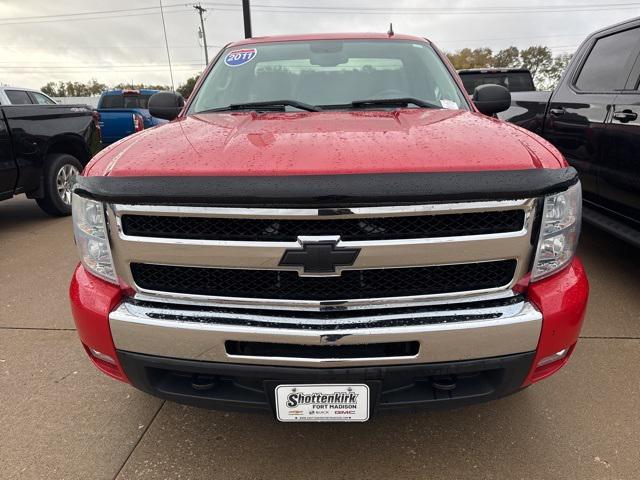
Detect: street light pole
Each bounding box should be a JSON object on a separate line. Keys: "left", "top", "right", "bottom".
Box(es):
{"left": 194, "top": 3, "right": 209, "bottom": 65}
{"left": 242, "top": 0, "right": 252, "bottom": 39}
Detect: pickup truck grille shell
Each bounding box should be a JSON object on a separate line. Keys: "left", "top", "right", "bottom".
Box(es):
{"left": 105, "top": 199, "right": 538, "bottom": 311}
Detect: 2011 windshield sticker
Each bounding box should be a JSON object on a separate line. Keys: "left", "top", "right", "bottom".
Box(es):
{"left": 224, "top": 48, "right": 257, "bottom": 67}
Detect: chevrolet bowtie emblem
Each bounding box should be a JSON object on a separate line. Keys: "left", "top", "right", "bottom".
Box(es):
{"left": 279, "top": 237, "right": 360, "bottom": 276}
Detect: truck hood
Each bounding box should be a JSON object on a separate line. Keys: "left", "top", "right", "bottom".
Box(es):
{"left": 86, "top": 109, "right": 564, "bottom": 177}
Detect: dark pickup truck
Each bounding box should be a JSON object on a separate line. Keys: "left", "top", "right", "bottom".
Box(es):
{"left": 501, "top": 17, "right": 640, "bottom": 246}
{"left": 0, "top": 104, "right": 100, "bottom": 216}
{"left": 458, "top": 68, "right": 535, "bottom": 94}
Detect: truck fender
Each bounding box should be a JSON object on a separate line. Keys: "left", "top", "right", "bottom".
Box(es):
{"left": 26, "top": 134, "right": 91, "bottom": 199}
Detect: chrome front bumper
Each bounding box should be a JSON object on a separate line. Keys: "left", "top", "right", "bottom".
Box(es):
{"left": 110, "top": 298, "right": 542, "bottom": 368}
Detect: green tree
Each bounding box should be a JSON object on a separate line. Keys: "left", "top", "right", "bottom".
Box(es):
{"left": 177, "top": 75, "right": 201, "bottom": 99}
{"left": 113, "top": 83, "right": 171, "bottom": 91}
{"left": 539, "top": 53, "right": 573, "bottom": 90}
{"left": 447, "top": 48, "right": 494, "bottom": 70}
{"left": 86, "top": 78, "right": 107, "bottom": 95}
{"left": 65, "top": 82, "right": 87, "bottom": 96}
{"left": 444, "top": 44, "right": 572, "bottom": 90}
{"left": 41, "top": 79, "right": 106, "bottom": 97}
{"left": 493, "top": 47, "right": 520, "bottom": 68}
{"left": 519, "top": 46, "right": 554, "bottom": 87}
{"left": 41, "top": 81, "right": 66, "bottom": 97}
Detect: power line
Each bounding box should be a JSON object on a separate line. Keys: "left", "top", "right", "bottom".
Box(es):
{"left": 436, "top": 33, "right": 591, "bottom": 44}
{"left": 217, "top": 0, "right": 640, "bottom": 9}
{"left": 0, "top": 65, "right": 202, "bottom": 72}
{"left": 204, "top": 1, "right": 640, "bottom": 11}
{"left": 0, "top": 63, "right": 203, "bottom": 67}
{"left": 0, "top": 7, "right": 192, "bottom": 26}
{"left": 199, "top": 1, "right": 640, "bottom": 15}
{"left": 0, "top": 5, "right": 183, "bottom": 21}
{"left": 3, "top": 1, "right": 638, "bottom": 20}
{"left": 0, "top": 45, "right": 223, "bottom": 50}
{"left": 1, "top": 1, "right": 638, "bottom": 25}
{"left": 1, "top": 69, "right": 200, "bottom": 73}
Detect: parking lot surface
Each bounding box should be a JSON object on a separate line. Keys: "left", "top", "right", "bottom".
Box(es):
{"left": 1, "top": 194, "right": 639, "bottom": 480}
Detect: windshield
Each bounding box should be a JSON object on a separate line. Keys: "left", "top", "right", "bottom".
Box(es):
{"left": 189, "top": 39, "right": 469, "bottom": 113}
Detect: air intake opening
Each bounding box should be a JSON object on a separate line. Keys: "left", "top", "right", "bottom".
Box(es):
{"left": 225, "top": 341, "right": 420, "bottom": 359}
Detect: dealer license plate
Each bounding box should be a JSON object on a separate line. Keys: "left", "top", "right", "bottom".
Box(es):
{"left": 275, "top": 384, "right": 370, "bottom": 422}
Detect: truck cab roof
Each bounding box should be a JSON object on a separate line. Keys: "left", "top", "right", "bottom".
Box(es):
{"left": 100, "top": 89, "right": 161, "bottom": 97}
{"left": 226, "top": 32, "right": 430, "bottom": 48}
{"left": 0, "top": 86, "right": 57, "bottom": 105}
{"left": 457, "top": 68, "right": 532, "bottom": 74}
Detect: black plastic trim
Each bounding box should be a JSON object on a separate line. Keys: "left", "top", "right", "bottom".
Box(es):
{"left": 117, "top": 350, "right": 535, "bottom": 415}
{"left": 75, "top": 168, "right": 578, "bottom": 207}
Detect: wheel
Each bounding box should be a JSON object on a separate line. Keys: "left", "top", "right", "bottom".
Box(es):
{"left": 36, "top": 153, "right": 82, "bottom": 217}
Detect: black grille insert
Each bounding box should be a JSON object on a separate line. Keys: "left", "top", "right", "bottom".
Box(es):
{"left": 122, "top": 210, "right": 525, "bottom": 242}
{"left": 130, "top": 260, "right": 517, "bottom": 301}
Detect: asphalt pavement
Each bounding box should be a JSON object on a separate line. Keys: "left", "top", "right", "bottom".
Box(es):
{"left": 1, "top": 194, "right": 639, "bottom": 480}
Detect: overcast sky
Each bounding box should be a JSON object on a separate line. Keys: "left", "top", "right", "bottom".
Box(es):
{"left": 0, "top": 0, "right": 638, "bottom": 90}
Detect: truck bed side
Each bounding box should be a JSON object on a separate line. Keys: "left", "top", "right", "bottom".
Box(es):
{"left": 2, "top": 104, "right": 98, "bottom": 195}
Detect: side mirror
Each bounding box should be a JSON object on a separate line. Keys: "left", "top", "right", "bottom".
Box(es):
{"left": 149, "top": 91, "right": 185, "bottom": 121}
{"left": 472, "top": 84, "right": 511, "bottom": 115}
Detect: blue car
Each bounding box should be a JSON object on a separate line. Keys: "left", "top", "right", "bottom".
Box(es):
{"left": 97, "top": 89, "right": 167, "bottom": 145}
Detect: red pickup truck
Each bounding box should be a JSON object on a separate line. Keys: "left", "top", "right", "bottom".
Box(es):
{"left": 70, "top": 33, "right": 588, "bottom": 422}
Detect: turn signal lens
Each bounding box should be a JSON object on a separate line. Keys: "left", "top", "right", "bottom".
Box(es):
{"left": 537, "top": 348, "right": 569, "bottom": 367}
{"left": 89, "top": 348, "right": 116, "bottom": 365}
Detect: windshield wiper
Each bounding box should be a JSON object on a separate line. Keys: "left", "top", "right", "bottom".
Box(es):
{"left": 203, "top": 100, "right": 322, "bottom": 113}
{"left": 350, "top": 97, "right": 441, "bottom": 109}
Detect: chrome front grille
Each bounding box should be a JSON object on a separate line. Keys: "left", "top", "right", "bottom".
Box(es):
{"left": 106, "top": 199, "right": 538, "bottom": 311}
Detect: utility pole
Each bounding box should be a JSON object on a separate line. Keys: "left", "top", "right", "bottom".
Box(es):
{"left": 193, "top": 3, "right": 209, "bottom": 65}
{"left": 159, "top": 0, "right": 175, "bottom": 90}
{"left": 242, "top": 0, "right": 252, "bottom": 39}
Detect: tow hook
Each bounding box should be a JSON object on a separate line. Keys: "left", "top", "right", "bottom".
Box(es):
{"left": 432, "top": 375, "right": 457, "bottom": 391}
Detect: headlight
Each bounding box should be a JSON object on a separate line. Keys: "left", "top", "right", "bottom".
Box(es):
{"left": 72, "top": 193, "right": 117, "bottom": 283}
{"left": 531, "top": 182, "right": 582, "bottom": 281}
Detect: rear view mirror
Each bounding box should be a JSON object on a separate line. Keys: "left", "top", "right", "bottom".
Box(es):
{"left": 149, "top": 91, "right": 185, "bottom": 121}
{"left": 472, "top": 84, "right": 511, "bottom": 115}
{"left": 310, "top": 52, "right": 348, "bottom": 67}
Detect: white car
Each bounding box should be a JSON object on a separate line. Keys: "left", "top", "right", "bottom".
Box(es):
{"left": 0, "top": 86, "right": 57, "bottom": 105}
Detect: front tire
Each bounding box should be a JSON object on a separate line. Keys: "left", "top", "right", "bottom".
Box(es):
{"left": 36, "top": 153, "right": 82, "bottom": 217}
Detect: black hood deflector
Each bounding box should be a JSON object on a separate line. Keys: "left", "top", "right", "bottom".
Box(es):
{"left": 75, "top": 168, "right": 578, "bottom": 207}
